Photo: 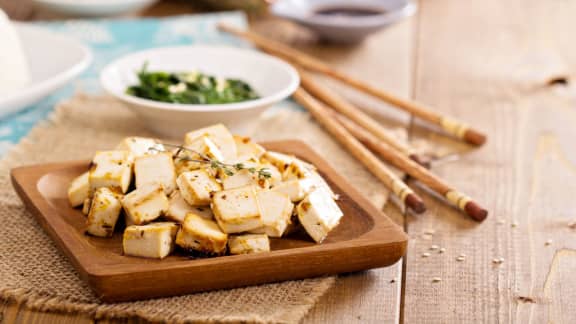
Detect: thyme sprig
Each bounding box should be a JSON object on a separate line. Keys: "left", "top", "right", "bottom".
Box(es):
{"left": 150, "top": 143, "right": 272, "bottom": 180}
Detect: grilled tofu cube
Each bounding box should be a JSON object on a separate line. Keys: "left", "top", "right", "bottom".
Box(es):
{"left": 184, "top": 124, "right": 237, "bottom": 161}
{"left": 175, "top": 213, "right": 228, "bottom": 255}
{"left": 86, "top": 187, "right": 123, "bottom": 237}
{"left": 221, "top": 169, "right": 270, "bottom": 190}
{"left": 262, "top": 151, "right": 295, "bottom": 174}
{"left": 166, "top": 190, "right": 214, "bottom": 223}
{"left": 271, "top": 178, "right": 316, "bottom": 202}
{"left": 250, "top": 190, "right": 294, "bottom": 237}
{"left": 134, "top": 152, "right": 176, "bottom": 194}
{"left": 259, "top": 163, "right": 282, "bottom": 187}
{"left": 116, "top": 137, "right": 164, "bottom": 158}
{"left": 307, "top": 170, "right": 338, "bottom": 200}
{"left": 68, "top": 171, "right": 90, "bottom": 207}
{"left": 220, "top": 160, "right": 270, "bottom": 191}
{"left": 89, "top": 150, "right": 134, "bottom": 194}
{"left": 173, "top": 157, "right": 200, "bottom": 176}
{"left": 233, "top": 135, "right": 266, "bottom": 161}
{"left": 193, "top": 135, "right": 225, "bottom": 162}
{"left": 122, "top": 183, "right": 169, "bottom": 225}
{"left": 123, "top": 222, "right": 178, "bottom": 259}
{"left": 174, "top": 136, "right": 226, "bottom": 175}
{"left": 212, "top": 186, "right": 262, "bottom": 233}
{"left": 282, "top": 159, "right": 314, "bottom": 181}
{"left": 228, "top": 234, "right": 270, "bottom": 255}
{"left": 81, "top": 198, "right": 91, "bottom": 216}
{"left": 296, "top": 188, "right": 343, "bottom": 243}
{"left": 176, "top": 169, "right": 221, "bottom": 206}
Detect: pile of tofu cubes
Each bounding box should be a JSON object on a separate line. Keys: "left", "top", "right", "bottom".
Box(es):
{"left": 67, "top": 124, "right": 343, "bottom": 259}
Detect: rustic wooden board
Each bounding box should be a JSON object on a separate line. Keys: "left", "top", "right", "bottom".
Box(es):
{"left": 403, "top": 0, "right": 576, "bottom": 322}
{"left": 10, "top": 140, "right": 407, "bottom": 303}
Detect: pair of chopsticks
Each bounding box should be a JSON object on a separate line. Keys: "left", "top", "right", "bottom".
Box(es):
{"left": 219, "top": 24, "right": 488, "bottom": 221}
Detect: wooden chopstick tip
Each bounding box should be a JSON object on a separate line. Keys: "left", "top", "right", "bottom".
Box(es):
{"left": 464, "top": 201, "right": 488, "bottom": 222}
{"left": 406, "top": 193, "right": 426, "bottom": 214}
{"left": 464, "top": 129, "right": 487, "bottom": 146}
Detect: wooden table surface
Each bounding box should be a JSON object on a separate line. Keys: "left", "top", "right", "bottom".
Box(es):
{"left": 2, "top": 0, "right": 576, "bottom": 323}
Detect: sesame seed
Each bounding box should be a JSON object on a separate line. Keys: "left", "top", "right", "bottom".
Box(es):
{"left": 497, "top": 219, "right": 505, "bottom": 225}
{"left": 492, "top": 258, "right": 505, "bottom": 264}
{"left": 439, "top": 248, "right": 446, "bottom": 254}
{"left": 424, "top": 229, "right": 436, "bottom": 235}
{"left": 422, "top": 252, "right": 431, "bottom": 258}
{"left": 430, "top": 245, "right": 439, "bottom": 251}
{"left": 432, "top": 277, "right": 442, "bottom": 283}
{"left": 511, "top": 221, "right": 518, "bottom": 228}
{"left": 456, "top": 256, "right": 465, "bottom": 262}
{"left": 545, "top": 239, "right": 552, "bottom": 246}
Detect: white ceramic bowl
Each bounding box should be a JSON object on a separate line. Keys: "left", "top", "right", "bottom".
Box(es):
{"left": 32, "top": 0, "right": 159, "bottom": 17}
{"left": 0, "top": 24, "right": 92, "bottom": 119}
{"left": 271, "top": 0, "right": 416, "bottom": 43}
{"left": 100, "top": 45, "right": 300, "bottom": 138}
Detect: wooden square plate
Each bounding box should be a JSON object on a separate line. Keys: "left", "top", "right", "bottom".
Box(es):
{"left": 11, "top": 140, "right": 407, "bottom": 302}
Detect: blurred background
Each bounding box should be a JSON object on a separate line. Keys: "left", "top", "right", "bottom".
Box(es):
{"left": 0, "top": 0, "right": 415, "bottom": 44}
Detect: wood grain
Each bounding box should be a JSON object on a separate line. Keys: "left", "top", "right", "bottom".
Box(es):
{"left": 293, "top": 13, "right": 416, "bottom": 323}
{"left": 402, "top": 0, "right": 576, "bottom": 322}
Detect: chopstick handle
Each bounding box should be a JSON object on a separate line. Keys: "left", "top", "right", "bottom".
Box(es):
{"left": 218, "top": 23, "right": 486, "bottom": 146}
{"left": 298, "top": 70, "right": 429, "bottom": 168}
{"left": 335, "top": 113, "right": 488, "bottom": 221}
{"left": 293, "top": 87, "right": 426, "bottom": 214}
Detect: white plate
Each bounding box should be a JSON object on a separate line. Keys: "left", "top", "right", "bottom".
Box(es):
{"left": 271, "top": 0, "right": 416, "bottom": 43}
{"left": 0, "top": 24, "right": 92, "bottom": 119}
{"left": 100, "top": 45, "right": 300, "bottom": 138}
{"left": 32, "top": 0, "right": 159, "bottom": 17}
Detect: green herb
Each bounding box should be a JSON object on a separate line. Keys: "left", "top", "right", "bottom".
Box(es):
{"left": 126, "top": 63, "right": 260, "bottom": 104}
{"left": 150, "top": 144, "right": 271, "bottom": 180}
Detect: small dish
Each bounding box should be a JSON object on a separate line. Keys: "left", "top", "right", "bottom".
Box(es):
{"left": 32, "top": 0, "right": 159, "bottom": 17}
{"left": 100, "top": 45, "right": 300, "bottom": 138}
{"left": 271, "top": 0, "right": 417, "bottom": 43}
{"left": 0, "top": 24, "right": 92, "bottom": 119}
{"left": 11, "top": 140, "right": 407, "bottom": 302}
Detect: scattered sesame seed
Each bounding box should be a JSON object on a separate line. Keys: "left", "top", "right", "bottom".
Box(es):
{"left": 568, "top": 221, "right": 576, "bottom": 229}
{"left": 492, "top": 258, "right": 505, "bottom": 264}
{"left": 497, "top": 219, "right": 505, "bottom": 225}
{"left": 424, "top": 229, "right": 436, "bottom": 235}
{"left": 511, "top": 221, "right": 518, "bottom": 228}
{"left": 458, "top": 253, "right": 466, "bottom": 258}
{"left": 432, "top": 277, "right": 442, "bottom": 283}
{"left": 456, "top": 256, "right": 465, "bottom": 262}
{"left": 439, "top": 248, "right": 446, "bottom": 254}
{"left": 545, "top": 239, "right": 552, "bottom": 246}
{"left": 430, "top": 245, "right": 439, "bottom": 251}
{"left": 422, "top": 252, "right": 431, "bottom": 258}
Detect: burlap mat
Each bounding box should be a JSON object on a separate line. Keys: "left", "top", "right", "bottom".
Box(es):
{"left": 0, "top": 95, "right": 391, "bottom": 323}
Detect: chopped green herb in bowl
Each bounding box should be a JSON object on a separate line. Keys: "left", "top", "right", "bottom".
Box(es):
{"left": 126, "top": 64, "right": 260, "bottom": 104}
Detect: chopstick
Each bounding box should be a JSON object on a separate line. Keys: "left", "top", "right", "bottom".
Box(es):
{"left": 298, "top": 70, "right": 429, "bottom": 168}
{"left": 218, "top": 23, "right": 487, "bottom": 146}
{"left": 292, "top": 87, "right": 426, "bottom": 214}
{"left": 334, "top": 112, "right": 488, "bottom": 221}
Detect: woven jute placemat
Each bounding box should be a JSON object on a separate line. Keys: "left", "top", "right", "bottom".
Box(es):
{"left": 0, "top": 95, "right": 391, "bottom": 323}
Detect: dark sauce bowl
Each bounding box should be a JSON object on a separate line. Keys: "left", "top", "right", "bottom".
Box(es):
{"left": 271, "top": 0, "right": 416, "bottom": 43}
